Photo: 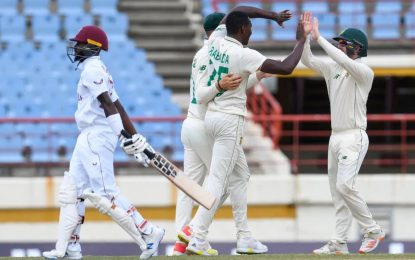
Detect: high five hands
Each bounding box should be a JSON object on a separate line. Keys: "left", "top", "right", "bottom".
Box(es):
{"left": 311, "top": 14, "right": 320, "bottom": 41}
{"left": 296, "top": 11, "right": 313, "bottom": 42}
{"left": 296, "top": 12, "right": 321, "bottom": 41}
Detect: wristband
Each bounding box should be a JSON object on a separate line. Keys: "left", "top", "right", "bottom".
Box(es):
{"left": 107, "top": 113, "right": 124, "bottom": 136}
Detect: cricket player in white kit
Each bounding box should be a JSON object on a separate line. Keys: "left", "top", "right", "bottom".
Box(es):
{"left": 174, "top": 10, "right": 279, "bottom": 255}
{"left": 300, "top": 16, "right": 385, "bottom": 254}
{"left": 183, "top": 11, "right": 312, "bottom": 255}
{"left": 43, "top": 25, "right": 164, "bottom": 260}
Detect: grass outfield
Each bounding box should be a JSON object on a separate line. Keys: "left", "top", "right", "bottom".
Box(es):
{"left": 2, "top": 255, "right": 415, "bottom": 260}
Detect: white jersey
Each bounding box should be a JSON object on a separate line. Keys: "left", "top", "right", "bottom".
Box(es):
{"left": 75, "top": 56, "right": 119, "bottom": 131}
{"left": 206, "top": 24, "right": 267, "bottom": 117}
{"left": 191, "top": 28, "right": 261, "bottom": 119}
{"left": 301, "top": 36, "right": 373, "bottom": 131}
{"left": 187, "top": 40, "right": 210, "bottom": 120}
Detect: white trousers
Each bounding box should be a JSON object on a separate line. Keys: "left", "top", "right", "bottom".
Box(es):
{"left": 70, "top": 126, "right": 120, "bottom": 198}
{"left": 69, "top": 126, "right": 146, "bottom": 232}
{"left": 190, "top": 111, "right": 251, "bottom": 240}
{"left": 328, "top": 129, "right": 380, "bottom": 243}
{"left": 176, "top": 117, "right": 211, "bottom": 233}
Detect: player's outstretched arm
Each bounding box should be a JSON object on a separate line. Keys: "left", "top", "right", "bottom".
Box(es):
{"left": 223, "top": 6, "right": 292, "bottom": 27}
{"left": 300, "top": 13, "right": 333, "bottom": 77}
{"left": 260, "top": 12, "right": 311, "bottom": 75}
{"left": 246, "top": 71, "right": 274, "bottom": 90}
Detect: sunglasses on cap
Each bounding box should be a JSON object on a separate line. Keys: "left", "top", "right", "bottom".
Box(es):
{"left": 337, "top": 39, "right": 363, "bottom": 49}
{"left": 337, "top": 39, "right": 354, "bottom": 47}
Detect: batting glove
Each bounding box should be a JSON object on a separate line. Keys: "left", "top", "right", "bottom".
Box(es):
{"left": 133, "top": 144, "right": 155, "bottom": 167}
{"left": 134, "top": 152, "right": 150, "bottom": 167}
{"left": 120, "top": 133, "right": 148, "bottom": 155}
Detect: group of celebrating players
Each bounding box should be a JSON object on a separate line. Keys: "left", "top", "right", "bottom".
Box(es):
{"left": 42, "top": 4, "right": 384, "bottom": 260}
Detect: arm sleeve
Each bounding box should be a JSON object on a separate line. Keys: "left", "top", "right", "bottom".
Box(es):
{"left": 109, "top": 80, "right": 119, "bottom": 102}
{"left": 81, "top": 67, "right": 109, "bottom": 98}
{"left": 246, "top": 73, "right": 259, "bottom": 89}
{"left": 241, "top": 48, "right": 267, "bottom": 74}
{"left": 195, "top": 66, "right": 220, "bottom": 104}
{"left": 300, "top": 36, "right": 333, "bottom": 77}
{"left": 317, "top": 36, "right": 374, "bottom": 84}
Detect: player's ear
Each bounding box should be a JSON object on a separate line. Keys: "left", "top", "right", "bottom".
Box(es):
{"left": 239, "top": 24, "right": 246, "bottom": 34}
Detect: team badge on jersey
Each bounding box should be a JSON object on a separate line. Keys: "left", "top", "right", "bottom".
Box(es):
{"left": 93, "top": 78, "right": 103, "bottom": 85}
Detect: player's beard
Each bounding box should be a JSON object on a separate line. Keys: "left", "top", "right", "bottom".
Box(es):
{"left": 346, "top": 47, "right": 355, "bottom": 58}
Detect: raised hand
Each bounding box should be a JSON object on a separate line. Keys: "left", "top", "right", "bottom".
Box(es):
{"left": 295, "top": 13, "right": 306, "bottom": 42}
{"left": 274, "top": 9, "right": 292, "bottom": 28}
{"left": 302, "top": 11, "right": 313, "bottom": 35}
{"left": 311, "top": 17, "right": 320, "bottom": 41}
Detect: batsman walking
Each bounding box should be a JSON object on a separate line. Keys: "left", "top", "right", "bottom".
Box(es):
{"left": 300, "top": 15, "right": 385, "bottom": 254}
{"left": 43, "top": 25, "right": 164, "bottom": 260}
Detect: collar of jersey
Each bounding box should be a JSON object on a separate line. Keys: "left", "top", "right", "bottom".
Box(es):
{"left": 224, "top": 36, "right": 243, "bottom": 47}
{"left": 78, "top": 56, "right": 101, "bottom": 71}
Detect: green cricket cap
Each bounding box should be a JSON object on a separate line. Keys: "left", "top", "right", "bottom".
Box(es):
{"left": 203, "top": 12, "right": 226, "bottom": 32}
{"left": 333, "top": 28, "right": 368, "bottom": 57}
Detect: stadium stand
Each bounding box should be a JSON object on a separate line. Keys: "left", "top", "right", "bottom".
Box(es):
{"left": 0, "top": 0, "right": 18, "bottom": 15}
{"left": 99, "top": 13, "right": 129, "bottom": 42}
{"left": 0, "top": 15, "right": 26, "bottom": 42}
{"left": 23, "top": 0, "right": 50, "bottom": 16}
{"left": 31, "top": 14, "right": 61, "bottom": 42}
{"left": 338, "top": 1, "right": 366, "bottom": 13}
{"left": 374, "top": 0, "right": 402, "bottom": 13}
{"left": 90, "top": 0, "right": 119, "bottom": 15}
{"left": 0, "top": 0, "right": 183, "bottom": 163}
{"left": 198, "top": 0, "right": 414, "bottom": 44}
{"left": 371, "top": 0, "right": 402, "bottom": 40}
{"left": 313, "top": 12, "right": 336, "bottom": 38}
{"left": 271, "top": 14, "right": 298, "bottom": 41}
{"left": 57, "top": 0, "right": 85, "bottom": 15}
{"left": 63, "top": 15, "right": 94, "bottom": 39}
{"left": 271, "top": 2, "right": 297, "bottom": 41}
{"left": 0, "top": 0, "right": 414, "bottom": 171}
{"left": 372, "top": 12, "right": 401, "bottom": 40}
{"left": 405, "top": 10, "right": 415, "bottom": 38}
{"left": 301, "top": 0, "right": 329, "bottom": 13}
{"left": 337, "top": 0, "right": 367, "bottom": 32}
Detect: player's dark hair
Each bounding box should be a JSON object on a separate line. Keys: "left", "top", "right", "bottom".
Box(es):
{"left": 226, "top": 11, "right": 250, "bottom": 35}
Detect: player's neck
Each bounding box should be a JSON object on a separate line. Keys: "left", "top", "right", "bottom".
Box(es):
{"left": 227, "top": 34, "right": 244, "bottom": 45}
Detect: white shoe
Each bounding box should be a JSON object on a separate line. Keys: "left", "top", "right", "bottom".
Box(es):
{"left": 359, "top": 229, "right": 385, "bottom": 254}
{"left": 236, "top": 237, "right": 268, "bottom": 254}
{"left": 313, "top": 240, "right": 349, "bottom": 254}
{"left": 186, "top": 237, "right": 218, "bottom": 256}
{"left": 139, "top": 225, "right": 165, "bottom": 259}
{"left": 43, "top": 249, "right": 82, "bottom": 259}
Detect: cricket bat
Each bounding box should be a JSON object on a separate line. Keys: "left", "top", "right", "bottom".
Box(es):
{"left": 121, "top": 130, "right": 216, "bottom": 210}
